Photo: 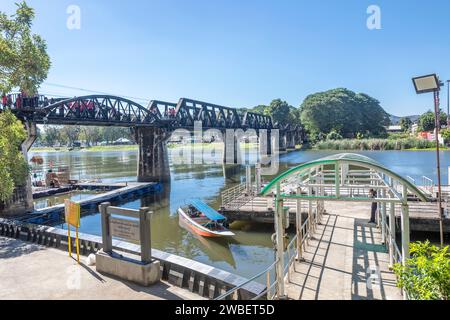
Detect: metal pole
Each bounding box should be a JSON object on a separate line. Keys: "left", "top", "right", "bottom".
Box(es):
{"left": 275, "top": 183, "right": 286, "bottom": 299}
{"left": 389, "top": 201, "right": 395, "bottom": 268}
{"left": 139, "top": 207, "right": 152, "bottom": 264}
{"left": 433, "top": 90, "right": 445, "bottom": 247}
{"left": 381, "top": 188, "right": 386, "bottom": 245}
{"left": 296, "top": 186, "right": 303, "bottom": 261}
{"left": 447, "top": 80, "right": 449, "bottom": 126}
{"left": 99, "top": 202, "right": 112, "bottom": 254}
{"left": 401, "top": 185, "right": 410, "bottom": 264}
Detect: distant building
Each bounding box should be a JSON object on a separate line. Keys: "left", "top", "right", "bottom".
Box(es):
{"left": 113, "top": 138, "right": 133, "bottom": 145}
{"left": 411, "top": 123, "right": 419, "bottom": 135}
{"left": 386, "top": 125, "right": 402, "bottom": 133}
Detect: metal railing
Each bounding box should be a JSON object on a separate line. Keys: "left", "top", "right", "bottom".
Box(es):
{"left": 215, "top": 259, "right": 279, "bottom": 300}
{"left": 221, "top": 182, "right": 255, "bottom": 210}
{"left": 421, "top": 176, "right": 434, "bottom": 195}
{"left": 406, "top": 176, "right": 416, "bottom": 185}
{"left": 216, "top": 208, "right": 313, "bottom": 300}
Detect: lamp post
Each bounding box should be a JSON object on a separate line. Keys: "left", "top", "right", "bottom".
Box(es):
{"left": 447, "top": 80, "right": 450, "bottom": 127}
{"left": 412, "top": 74, "right": 445, "bottom": 247}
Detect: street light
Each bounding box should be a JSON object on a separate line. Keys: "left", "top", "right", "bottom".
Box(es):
{"left": 447, "top": 80, "right": 450, "bottom": 127}
{"left": 412, "top": 73, "right": 445, "bottom": 247}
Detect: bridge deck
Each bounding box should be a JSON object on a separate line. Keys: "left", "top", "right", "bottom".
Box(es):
{"left": 286, "top": 202, "right": 402, "bottom": 300}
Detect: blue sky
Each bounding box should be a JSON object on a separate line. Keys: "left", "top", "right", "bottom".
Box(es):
{"left": 1, "top": 0, "right": 450, "bottom": 116}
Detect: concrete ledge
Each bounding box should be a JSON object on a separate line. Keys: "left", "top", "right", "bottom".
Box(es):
{"left": 0, "top": 217, "right": 265, "bottom": 299}
{"left": 96, "top": 249, "right": 161, "bottom": 286}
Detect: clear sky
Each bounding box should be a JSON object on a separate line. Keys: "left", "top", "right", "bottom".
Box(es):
{"left": 1, "top": 0, "right": 450, "bottom": 116}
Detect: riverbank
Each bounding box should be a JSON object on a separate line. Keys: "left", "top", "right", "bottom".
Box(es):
{"left": 30, "top": 142, "right": 262, "bottom": 153}
{"left": 313, "top": 138, "right": 446, "bottom": 151}
{"left": 30, "top": 145, "right": 139, "bottom": 152}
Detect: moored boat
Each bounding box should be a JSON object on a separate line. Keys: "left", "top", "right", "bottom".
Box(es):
{"left": 178, "top": 199, "right": 235, "bottom": 237}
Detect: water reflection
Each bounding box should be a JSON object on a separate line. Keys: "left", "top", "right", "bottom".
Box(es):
{"left": 29, "top": 147, "right": 450, "bottom": 279}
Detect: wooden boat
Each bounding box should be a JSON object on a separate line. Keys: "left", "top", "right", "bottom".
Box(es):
{"left": 178, "top": 199, "right": 235, "bottom": 237}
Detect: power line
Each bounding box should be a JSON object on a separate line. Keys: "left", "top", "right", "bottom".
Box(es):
{"left": 41, "top": 82, "right": 151, "bottom": 103}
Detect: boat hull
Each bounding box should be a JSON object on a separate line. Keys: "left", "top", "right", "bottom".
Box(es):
{"left": 178, "top": 208, "right": 234, "bottom": 237}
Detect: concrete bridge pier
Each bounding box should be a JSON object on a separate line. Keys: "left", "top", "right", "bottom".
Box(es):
{"left": 222, "top": 129, "right": 242, "bottom": 165}
{"left": 286, "top": 132, "right": 296, "bottom": 150}
{"left": 135, "top": 127, "right": 171, "bottom": 183}
{"left": 258, "top": 129, "right": 272, "bottom": 159}
{"left": 278, "top": 132, "right": 287, "bottom": 153}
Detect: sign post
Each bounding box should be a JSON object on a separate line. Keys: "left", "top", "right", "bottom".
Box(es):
{"left": 96, "top": 202, "right": 160, "bottom": 286}
{"left": 64, "top": 199, "right": 80, "bottom": 263}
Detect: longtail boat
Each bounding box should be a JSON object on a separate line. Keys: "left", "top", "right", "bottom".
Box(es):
{"left": 178, "top": 199, "right": 235, "bottom": 237}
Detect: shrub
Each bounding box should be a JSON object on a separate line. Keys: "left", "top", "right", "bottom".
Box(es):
{"left": 393, "top": 241, "right": 450, "bottom": 300}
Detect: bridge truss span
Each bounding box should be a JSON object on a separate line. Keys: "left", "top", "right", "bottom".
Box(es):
{"left": 35, "top": 95, "right": 161, "bottom": 127}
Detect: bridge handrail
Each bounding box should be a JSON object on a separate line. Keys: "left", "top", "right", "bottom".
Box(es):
{"left": 216, "top": 210, "right": 311, "bottom": 300}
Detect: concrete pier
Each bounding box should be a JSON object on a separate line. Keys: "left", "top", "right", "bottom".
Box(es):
{"left": 135, "top": 127, "right": 171, "bottom": 183}
{"left": 0, "top": 236, "right": 202, "bottom": 300}
{"left": 220, "top": 196, "right": 450, "bottom": 233}
{"left": 285, "top": 202, "right": 402, "bottom": 300}
{"left": 0, "top": 217, "right": 265, "bottom": 299}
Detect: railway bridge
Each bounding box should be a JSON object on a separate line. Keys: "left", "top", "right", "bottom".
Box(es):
{"left": 3, "top": 94, "right": 304, "bottom": 213}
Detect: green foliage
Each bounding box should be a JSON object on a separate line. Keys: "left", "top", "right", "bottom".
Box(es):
{"left": 0, "top": 110, "right": 29, "bottom": 201}
{"left": 400, "top": 117, "right": 413, "bottom": 132}
{"left": 387, "top": 132, "right": 411, "bottom": 140}
{"left": 247, "top": 99, "right": 300, "bottom": 127}
{"left": 0, "top": 1, "right": 51, "bottom": 95}
{"left": 418, "top": 110, "right": 447, "bottom": 132}
{"left": 326, "top": 130, "right": 343, "bottom": 141}
{"left": 393, "top": 241, "right": 450, "bottom": 300}
{"left": 315, "top": 137, "right": 435, "bottom": 151}
{"left": 441, "top": 128, "right": 450, "bottom": 145}
{"left": 300, "top": 88, "right": 390, "bottom": 139}
{"left": 39, "top": 125, "right": 134, "bottom": 147}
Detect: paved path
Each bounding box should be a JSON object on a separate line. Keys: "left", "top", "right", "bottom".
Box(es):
{"left": 0, "top": 237, "right": 203, "bottom": 300}
{"left": 285, "top": 202, "right": 403, "bottom": 300}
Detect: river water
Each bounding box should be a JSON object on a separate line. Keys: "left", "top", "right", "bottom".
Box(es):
{"left": 28, "top": 148, "right": 450, "bottom": 279}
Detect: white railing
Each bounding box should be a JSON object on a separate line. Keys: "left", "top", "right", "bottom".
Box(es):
{"left": 406, "top": 176, "right": 416, "bottom": 185}
{"left": 216, "top": 203, "right": 318, "bottom": 300}
{"left": 422, "top": 176, "right": 434, "bottom": 195}
{"left": 221, "top": 183, "right": 250, "bottom": 209}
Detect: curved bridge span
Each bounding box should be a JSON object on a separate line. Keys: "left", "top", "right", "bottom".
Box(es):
{"left": 10, "top": 94, "right": 301, "bottom": 132}
{"left": 4, "top": 94, "right": 304, "bottom": 214}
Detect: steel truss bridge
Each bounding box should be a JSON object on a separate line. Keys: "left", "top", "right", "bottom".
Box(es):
{"left": 7, "top": 94, "right": 304, "bottom": 136}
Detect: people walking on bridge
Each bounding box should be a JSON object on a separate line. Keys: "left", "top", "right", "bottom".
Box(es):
{"left": 16, "top": 93, "right": 22, "bottom": 109}
{"left": 368, "top": 188, "right": 378, "bottom": 224}
{"left": 1, "top": 95, "right": 6, "bottom": 109}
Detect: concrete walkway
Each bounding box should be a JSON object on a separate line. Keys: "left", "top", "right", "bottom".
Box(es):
{"left": 286, "top": 202, "right": 403, "bottom": 300}
{"left": 0, "top": 237, "right": 203, "bottom": 300}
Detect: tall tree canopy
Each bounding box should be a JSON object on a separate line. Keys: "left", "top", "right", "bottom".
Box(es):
{"left": 246, "top": 99, "right": 300, "bottom": 126}
{"left": 0, "top": 110, "right": 28, "bottom": 201}
{"left": 0, "top": 1, "right": 51, "bottom": 95}
{"left": 418, "top": 110, "right": 447, "bottom": 132}
{"left": 299, "top": 88, "right": 390, "bottom": 139}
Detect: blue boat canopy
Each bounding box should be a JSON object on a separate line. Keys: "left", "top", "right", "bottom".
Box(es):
{"left": 189, "top": 199, "right": 227, "bottom": 221}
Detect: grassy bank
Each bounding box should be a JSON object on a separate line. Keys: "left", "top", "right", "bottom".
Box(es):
{"left": 314, "top": 138, "right": 441, "bottom": 151}
{"left": 30, "top": 145, "right": 139, "bottom": 152}
{"left": 30, "top": 142, "right": 261, "bottom": 153}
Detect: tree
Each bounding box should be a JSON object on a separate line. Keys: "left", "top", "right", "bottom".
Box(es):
{"left": 60, "top": 125, "right": 80, "bottom": 146}
{"left": 0, "top": 110, "right": 29, "bottom": 201}
{"left": 42, "top": 125, "right": 61, "bottom": 146}
{"left": 0, "top": 1, "right": 51, "bottom": 95}
{"left": 400, "top": 117, "right": 412, "bottom": 132}
{"left": 267, "top": 99, "right": 293, "bottom": 125}
{"left": 300, "top": 88, "right": 390, "bottom": 140}
{"left": 393, "top": 241, "right": 449, "bottom": 300}
{"left": 418, "top": 110, "right": 447, "bottom": 132}
{"left": 326, "top": 130, "right": 343, "bottom": 140}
